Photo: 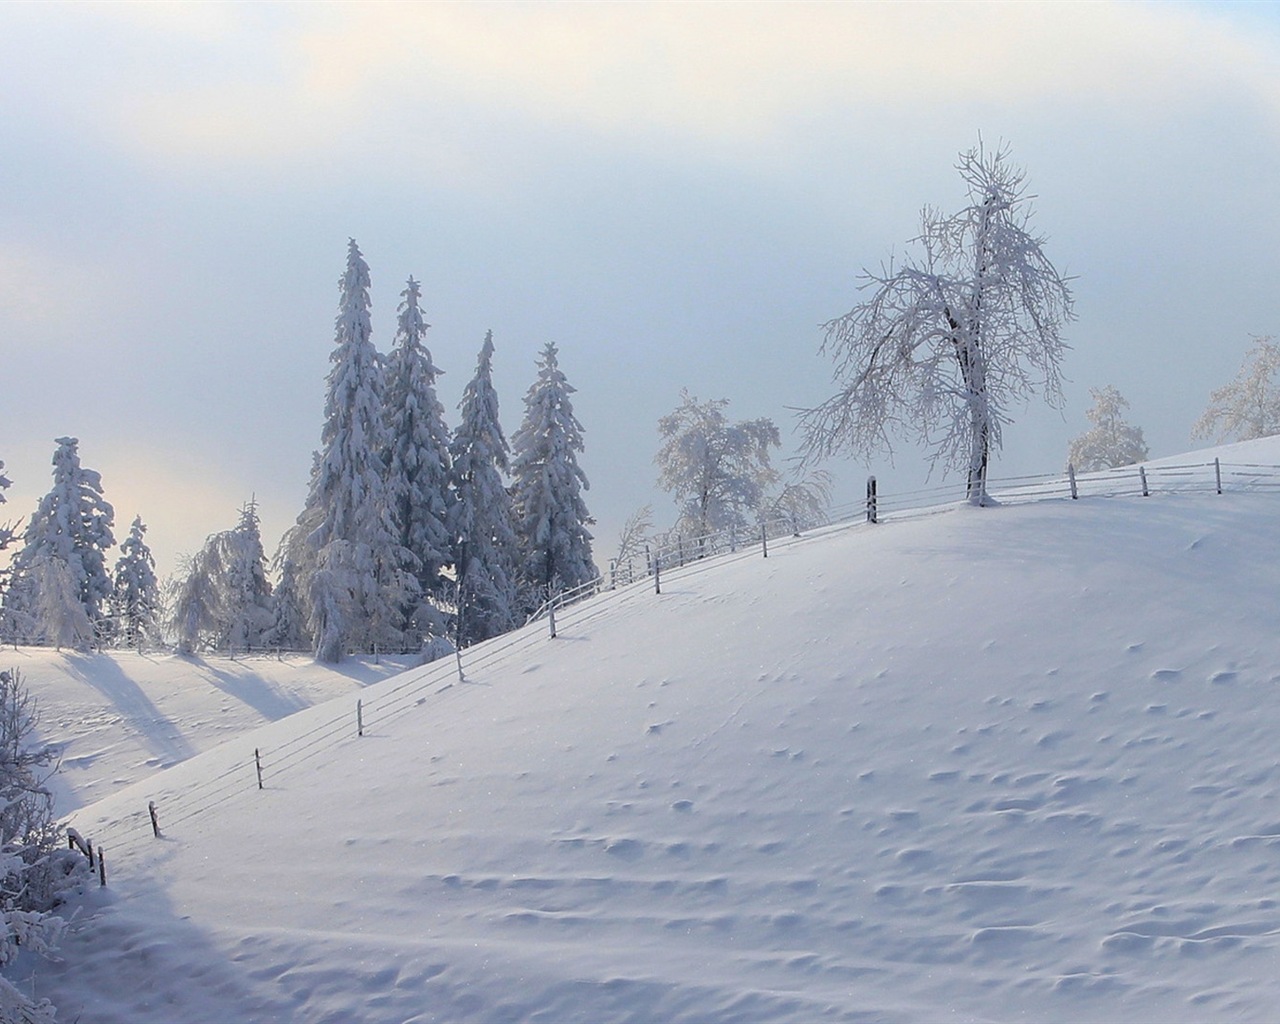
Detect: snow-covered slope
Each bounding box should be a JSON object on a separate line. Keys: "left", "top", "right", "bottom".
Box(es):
{"left": 23, "top": 445, "right": 1280, "bottom": 1021}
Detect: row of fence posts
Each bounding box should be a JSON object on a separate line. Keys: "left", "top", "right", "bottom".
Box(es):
{"left": 1066, "top": 459, "right": 1222, "bottom": 500}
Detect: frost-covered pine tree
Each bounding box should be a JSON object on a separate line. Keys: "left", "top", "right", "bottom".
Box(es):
{"left": 221, "top": 499, "right": 274, "bottom": 652}
{"left": 2, "top": 438, "right": 115, "bottom": 647}
{"left": 301, "top": 240, "right": 416, "bottom": 661}
{"left": 383, "top": 277, "right": 454, "bottom": 637}
{"left": 449, "top": 331, "right": 520, "bottom": 644}
{"left": 263, "top": 552, "right": 310, "bottom": 653}
{"left": 511, "top": 343, "right": 597, "bottom": 605}
{"left": 169, "top": 501, "right": 274, "bottom": 654}
{"left": 111, "top": 515, "right": 159, "bottom": 650}
{"left": 1192, "top": 335, "right": 1280, "bottom": 444}
{"left": 1067, "top": 386, "right": 1149, "bottom": 471}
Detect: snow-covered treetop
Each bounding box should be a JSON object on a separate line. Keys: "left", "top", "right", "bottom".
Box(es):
{"left": 1067, "top": 386, "right": 1148, "bottom": 471}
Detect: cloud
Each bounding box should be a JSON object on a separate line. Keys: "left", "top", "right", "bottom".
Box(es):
{"left": 88, "top": 1, "right": 1280, "bottom": 177}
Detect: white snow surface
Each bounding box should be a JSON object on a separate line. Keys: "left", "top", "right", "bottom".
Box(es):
{"left": 19, "top": 438, "right": 1280, "bottom": 1022}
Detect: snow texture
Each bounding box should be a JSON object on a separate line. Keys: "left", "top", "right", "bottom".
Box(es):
{"left": 18, "top": 435, "right": 1280, "bottom": 1022}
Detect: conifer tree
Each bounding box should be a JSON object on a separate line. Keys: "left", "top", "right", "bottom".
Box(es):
{"left": 1, "top": 438, "right": 115, "bottom": 647}
{"left": 300, "top": 240, "right": 416, "bottom": 661}
{"left": 222, "top": 499, "right": 273, "bottom": 652}
{"left": 449, "top": 331, "right": 520, "bottom": 644}
{"left": 383, "top": 277, "right": 454, "bottom": 637}
{"left": 511, "top": 343, "right": 597, "bottom": 606}
{"left": 112, "top": 515, "right": 159, "bottom": 650}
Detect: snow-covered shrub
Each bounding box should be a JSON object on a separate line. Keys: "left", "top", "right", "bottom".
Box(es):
{"left": 0, "top": 669, "right": 90, "bottom": 1024}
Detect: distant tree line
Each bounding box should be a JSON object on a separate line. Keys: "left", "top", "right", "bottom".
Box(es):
{"left": 0, "top": 240, "right": 597, "bottom": 662}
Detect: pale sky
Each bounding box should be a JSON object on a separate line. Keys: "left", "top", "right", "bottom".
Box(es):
{"left": 3, "top": 1, "right": 1278, "bottom": 579}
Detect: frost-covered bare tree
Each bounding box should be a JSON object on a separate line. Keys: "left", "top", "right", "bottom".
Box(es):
{"left": 656, "top": 392, "right": 780, "bottom": 545}
{"left": 800, "top": 142, "right": 1074, "bottom": 504}
{"left": 1067, "top": 386, "right": 1148, "bottom": 471}
{"left": 1192, "top": 336, "right": 1280, "bottom": 444}
{"left": 766, "top": 468, "right": 833, "bottom": 533}
{"left": 613, "top": 505, "right": 653, "bottom": 569}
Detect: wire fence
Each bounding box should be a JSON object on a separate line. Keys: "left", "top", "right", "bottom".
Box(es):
{"left": 65, "top": 456, "right": 1280, "bottom": 873}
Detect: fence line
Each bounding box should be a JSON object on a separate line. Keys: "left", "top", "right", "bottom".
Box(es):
{"left": 66, "top": 457, "right": 1280, "bottom": 867}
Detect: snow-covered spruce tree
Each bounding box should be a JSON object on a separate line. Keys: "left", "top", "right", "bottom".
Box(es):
{"left": 0, "top": 668, "right": 88, "bottom": 1024}
{"left": 799, "top": 142, "right": 1074, "bottom": 504}
{"left": 112, "top": 515, "right": 159, "bottom": 650}
{"left": 449, "top": 331, "right": 520, "bottom": 645}
{"left": 382, "top": 277, "right": 454, "bottom": 640}
{"left": 1067, "top": 386, "right": 1149, "bottom": 471}
{"left": 2, "top": 438, "right": 115, "bottom": 647}
{"left": 1192, "top": 335, "right": 1280, "bottom": 444}
{"left": 220, "top": 499, "right": 274, "bottom": 652}
{"left": 511, "top": 343, "right": 596, "bottom": 608}
{"left": 168, "top": 501, "right": 274, "bottom": 655}
{"left": 301, "top": 240, "right": 416, "bottom": 662}
{"left": 263, "top": 550, "right": 310, "bottom": 653}
{"left": 656, "top": 391, "right": 781, "bottom": 548}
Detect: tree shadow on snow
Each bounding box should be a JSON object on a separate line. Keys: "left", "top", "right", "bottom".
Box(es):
{"left": 61, "top": 653, "right": 196, "bottom": 766}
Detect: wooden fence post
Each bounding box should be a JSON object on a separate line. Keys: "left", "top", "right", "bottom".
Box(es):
{"left": 149, "top": 800, "right": 160, "bottom": 838}
{"left": 1139, "top": 465, "right": 1149, "bottom": 497}
{"left": 1067, "top": 463, "right": 1078, "bottom": 500}
{"left": 866, "top": 476, "right": 878, "bottom": 524}
{"left": 761, "top": 521, "right": 769, "bottom": 558}
{"left": 255, "top": 748, "right": 264, "bottom": 790}
{"left": 654, "top": 556, "right": 661, "bottom": 596}
{"left": 98, "top": 847, "right": 106, "bottom": 887}
{"left": 357, "top": 699, "right": 364, "bottom": 738}
{"left": 1215, "top": 457, "right": 1222, "bottom": 494}
{"left": 548, "top": 599, "right": 557, "bottom": 640}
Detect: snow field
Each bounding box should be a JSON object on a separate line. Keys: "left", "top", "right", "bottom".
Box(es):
{"left": 19, "top": 455, "right": 1280, "bottom": 1021}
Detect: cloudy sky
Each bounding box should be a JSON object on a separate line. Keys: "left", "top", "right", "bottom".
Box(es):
{"left": 3, "top": 1, "right": 1278, "bottom": 578}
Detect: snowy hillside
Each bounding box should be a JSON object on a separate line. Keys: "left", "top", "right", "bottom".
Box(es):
{"left": 21, "top": 440, "right": 1280, "bottom": 1022}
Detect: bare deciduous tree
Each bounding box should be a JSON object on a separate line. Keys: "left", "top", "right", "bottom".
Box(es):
{"left": 800, "top": 142, "right": 1074, "bottom": 503}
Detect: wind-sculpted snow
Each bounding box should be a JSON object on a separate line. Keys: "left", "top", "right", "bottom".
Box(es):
{"left": 21, "top": 441, "right": 1280, "bottom": 1021}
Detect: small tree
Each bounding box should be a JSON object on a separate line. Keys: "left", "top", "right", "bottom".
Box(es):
{"left": 511, "top": 343, "right": 597, "bottom": 606}
{"left": 656, "top": 392, "right": 781, "bottom": 546}
{"left": 766, "top": 468, "right": 833, "bottom": 533}
{"left": 0, "top": 461, "right": 17, "bottom": 607}
{"left": 613, "top": 505, "right": 654, "bottom": 574}
{"left": 1067, "top": 386, "right": 1149, "bottom": 471}
{"left": 1192, "top": 336, "right": 1280, "bottom": 444}
{"left": 0, "top": 668, "right": 87, "bottom": 1024}
{"left": 112, "top": 515, "right": 160, "bottom": 649}
{"left": 168, "top": 501, "right": 274, "bottom": 654}
{"left": 800, "top": 142, "right": 1074, "bottom": 504}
